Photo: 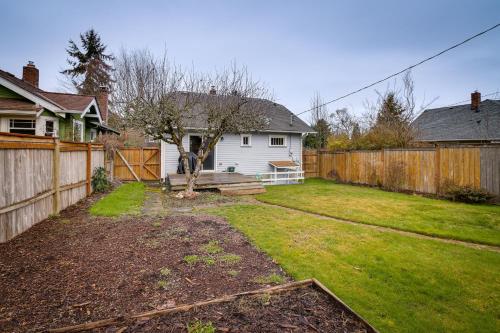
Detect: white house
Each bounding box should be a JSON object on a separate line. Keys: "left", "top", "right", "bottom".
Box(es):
{"left": 160, "top": 97, "right": 313, "bottom": 182}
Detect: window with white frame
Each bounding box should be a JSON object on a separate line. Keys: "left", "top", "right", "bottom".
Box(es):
{"left": 240, "top": 134, "right": 252, "bottom": 147}
{"left": 73, "top": 120, "right": 84, "bottom": 142}
{"left": 45, "top": 120, "right": 55, "bottom": 137}
{"left": 9, "top": 119, "right": 36, "bottom": 135}
{"left": 89, "top": 128, "right": 97, "bottom": 142}
{"left": 268, "top": 134, "right": 286, "bottom": 147}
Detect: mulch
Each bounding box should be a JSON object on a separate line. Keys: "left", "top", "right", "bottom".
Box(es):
{"left": 0, "top": 193, "right": 288, "bottom": 332}
{"left": 97, "top": 284, "right": 374, "bottom": 333}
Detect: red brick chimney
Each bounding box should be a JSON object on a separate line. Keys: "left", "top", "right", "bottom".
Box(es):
{"left": 22, "top": 61, "right": 39, "bottom": 88}
{"left": 97, "top": 85, "right": 109, "bottom": 124}
{"left": 471, "top": 91, "right": 481, "bottom": 111}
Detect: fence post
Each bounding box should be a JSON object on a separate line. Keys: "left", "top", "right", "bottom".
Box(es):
{"left": 86, "top": 143, "right": 92, "bottom": 196}
{"left": 381, "top": 149, "right": 385, "bottom": 187}
{"left": 53, "top": 138, "right": 61, "bottom": 214}
{"left": 435, "top": 146, "right": 441, "bottom": 194}
{"left": 318, "top": 149, "right": 322, "bottom": 178}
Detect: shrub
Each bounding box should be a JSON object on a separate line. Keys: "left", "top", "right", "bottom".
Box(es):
{"left": 442, "top": 183, "right": 494, "bottom": 204}
{"left": 91, "top": 167, "right": 110, "bottom": 192}
{"left": 384, "top": 161, "right": 406, "bottom": 191}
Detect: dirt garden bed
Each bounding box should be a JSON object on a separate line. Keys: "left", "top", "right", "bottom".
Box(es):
{"left": 0, "top": 193, "right": 288, "bottom": 332}
{"left": 50, "top": 280, "right": 376, "bottom": 333}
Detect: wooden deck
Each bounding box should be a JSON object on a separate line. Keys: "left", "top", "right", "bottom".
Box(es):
{"left": 168, "top": 172, "right": 266, "bottom": 195}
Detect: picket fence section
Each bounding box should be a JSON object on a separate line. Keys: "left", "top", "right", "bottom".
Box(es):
{"left": 303, "top": 146, "right": 500, "bottom": 197}
{"left": 0, "top": 133, "right": 105, "bottom": 242}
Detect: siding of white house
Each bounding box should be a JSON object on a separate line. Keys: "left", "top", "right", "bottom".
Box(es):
{"left": 161, "top": 132, "right": 303, "bottom": 177}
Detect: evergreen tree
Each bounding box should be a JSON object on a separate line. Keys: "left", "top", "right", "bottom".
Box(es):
{"left": 61, "top": 29, "right": 114, "bottom": 95}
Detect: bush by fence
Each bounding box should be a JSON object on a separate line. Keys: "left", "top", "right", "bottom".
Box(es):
{"left": 0, "top": 133, "right": 106, "bottom": 242}
{"left": 303, "top": 146, "right": 500, "bottom": 197}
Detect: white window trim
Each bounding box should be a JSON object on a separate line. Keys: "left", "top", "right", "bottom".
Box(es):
{"left": 240, "top": 134, "right": 252, "bottom": 147}
{"left": 268, "top": 134, "right": 287, "bottom": 147}
{"left": 45, "top": 120, "right": 55, "bottom": 137}
{"left": 9, "top": 118, "right": 36, "bottom": 134}
{"left": 89, "top": 128, "right": 97, "bottom": 142}
{"left": 73, "top": 119, "right": 84, "bottom": 142}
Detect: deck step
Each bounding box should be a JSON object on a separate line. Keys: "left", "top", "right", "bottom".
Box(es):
{"left": 219, "top": 184, "right": 266, "bottom": 196}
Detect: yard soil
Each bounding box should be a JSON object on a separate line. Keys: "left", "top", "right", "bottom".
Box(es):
{"left": 99, "top": 285, "right": 374, "bottom": 332}
{"left": 0, "top": 193, "right": 288, "bottom": 332}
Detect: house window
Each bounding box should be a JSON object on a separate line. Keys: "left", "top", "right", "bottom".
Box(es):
{"left": 269, "top": 135, "right": 287, "bottom": 147}
{"left": 73, "top": 120, "right": 84, "bottom": 142}
{"left": 45, "top": 120, "right": 55, "bottom": 137}
{"left": 9, "top": 119, "right": 36, "bottom": 135}
{"left": 240, "top": 134, "right": 252, "bottom": 147}
{"left": 89, "top": 128, "right": 97, "bottom": 142}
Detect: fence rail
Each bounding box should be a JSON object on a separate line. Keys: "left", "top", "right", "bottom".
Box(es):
{"left": 259, "top": 171, "right": 305, "bottom": 185}
{"left": 0, "top": 133, "right": 105, "bottom": 242}
{"left": 303, "top": 146, "right": 500, "bottom": 197}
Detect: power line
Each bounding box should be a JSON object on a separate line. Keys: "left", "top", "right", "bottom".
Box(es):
{"left": 444, "top": 91, "right": 499, "bottom": 107}
{"left": 297, "top": 22, "right": 500, "bottom": 116}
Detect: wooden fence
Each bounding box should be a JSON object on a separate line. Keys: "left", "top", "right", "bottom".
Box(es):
{"left": 303, "top": 146, "right": 500, "bottom": 196}
{"left": 0, "top": 133, "right": 105, "bottom": 242}
{"left": 113, "top": 147, "right": 160, "bottom": 181}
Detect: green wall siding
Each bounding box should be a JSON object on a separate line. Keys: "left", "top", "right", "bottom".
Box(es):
{"left": 0, "top": 85, "right": 26, "bottom": 99}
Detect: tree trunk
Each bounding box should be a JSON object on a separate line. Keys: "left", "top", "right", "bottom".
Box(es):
{"left": 184, "top": 157, "right": 202, "bottom": 197}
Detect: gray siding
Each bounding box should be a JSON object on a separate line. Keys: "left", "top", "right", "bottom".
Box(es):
{"left": 161, "top": 132, "right": 303, "bottom": 177}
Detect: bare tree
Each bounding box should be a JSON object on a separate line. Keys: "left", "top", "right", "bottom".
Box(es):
{"left": 330, "top": 108, "right": 356, "bottom": 136}
{"left": 113, "top": 49, "right": 270, "bottom": 196}
{"left": 306, "top": 92, "right": 331, "bottom": 149}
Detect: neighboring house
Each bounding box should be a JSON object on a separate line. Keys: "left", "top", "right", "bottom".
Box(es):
{"left": 0, "top": 61, "right": 118, "bottom": 141}
{"left": 161, "top": 94, "right": 313, "bottom": 177}
{"left": 413, "top": 91, "right": 500, "bottom": 145}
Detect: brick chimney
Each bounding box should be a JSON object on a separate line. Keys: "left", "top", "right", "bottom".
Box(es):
{"left": 97, "top": 85, "right": 109, "bottom": 124}
{"left": 22, "top": 61, "right": 39, "bottom": 88}
{"left": 209, "top": 85, "right": 216, "bottom": 95}
{"left": 471, "top": 91, "right": 481, "bottom": 111}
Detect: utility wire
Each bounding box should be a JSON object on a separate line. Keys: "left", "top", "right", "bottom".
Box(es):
{"left": 297, "top": 22, "right": 500, "bottom": 116}
{"left": 443, "top": 91, "right": 499, "bottom": 107}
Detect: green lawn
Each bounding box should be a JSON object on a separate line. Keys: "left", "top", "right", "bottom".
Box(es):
{"left": 208, "top": 204, "right": 500, "bottom": 333}
{"left": 90, "top": 182, "right": 146, "bottom": 216}
{"left": 256, "top": 178, "right": 500, "bottom": 246}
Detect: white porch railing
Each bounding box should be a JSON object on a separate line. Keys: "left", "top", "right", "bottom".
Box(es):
{"left": 257, "top": 170, "right": 305, "bottom": 185}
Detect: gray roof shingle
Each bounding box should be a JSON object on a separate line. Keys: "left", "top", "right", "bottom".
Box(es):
{"left": 412, "top": 99, "right": 500, "bottom": 142}
{"left": 175, "top": 93, "right": 313, "bottom": 133}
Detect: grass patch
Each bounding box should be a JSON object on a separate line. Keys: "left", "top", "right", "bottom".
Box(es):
{"left": 201, "top": 240, "right": 223, "bottom": 254}
{"left": 90, "top": 182, "right": 146, "bottom": 217}
{"left": 253, "top": 273, "right": 285, "bottom": 285}
{"left": 157, "top": 280, "right": 168, "bottom": 290}
{"left": 256, "top": 178, "right": 500, "bottom": 246}
{"left": 187, "top": 320, "right": 215, "bottom": 333}
{"left": 183, "top": 255, "right": 200, "bottom": 265}
{"left": 209, "top": 204, "right": 500, "bottom": 333}
{"left": 152, "top": 221, "right": 163, "bottom": 228}
{"left": 159, "top": 267, "right": 171, "bottom": 277}
{"left": 227, "top": 270, "right": 240, "bottom": 277}
{"left": 202, "top": 256, "right": 216, "bottom": 266}
{"left": 220, "top": 253, "right": 242, "bottom": 265}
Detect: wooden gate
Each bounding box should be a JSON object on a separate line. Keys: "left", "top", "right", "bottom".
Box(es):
{"left": 113, "top": 147, "right": 161, "bottom": 181}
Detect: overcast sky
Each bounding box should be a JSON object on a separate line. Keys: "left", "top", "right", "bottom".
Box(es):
{"left": 2, "top": 0, "right": 499, "bottom": 123}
